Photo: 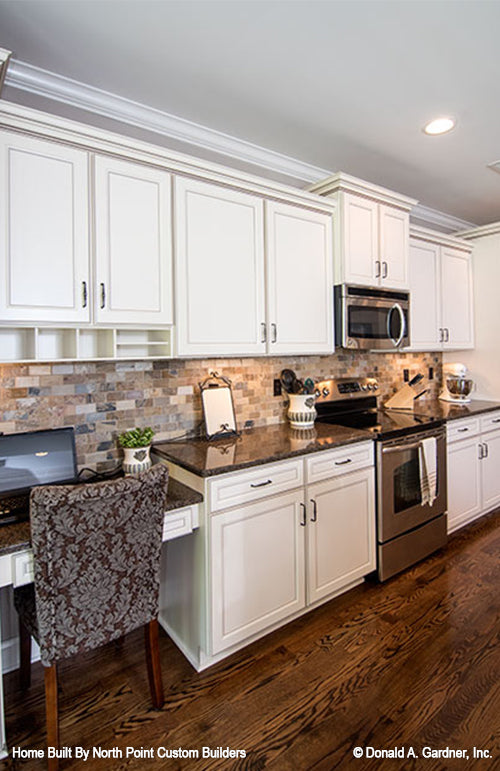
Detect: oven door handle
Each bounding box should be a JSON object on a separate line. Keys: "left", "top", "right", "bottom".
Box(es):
{"left": 382, "top": 441, "right": 422, "bottom": 454}
{"left": 387, "top": 303, "right": 406, "bottom": 348}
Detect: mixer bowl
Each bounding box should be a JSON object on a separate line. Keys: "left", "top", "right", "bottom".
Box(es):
{"left": 446, "top": 376, "right": 473, "bottom": 397}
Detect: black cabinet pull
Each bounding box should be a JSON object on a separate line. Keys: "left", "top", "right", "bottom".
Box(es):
{"left": 250, "top": 479, "right": 272, "bottom": 488}
{"left": 82, "top": 281, "right": 88, "bottom": 308}
{"left": 457, "top": 428, "right": 469, "bottom": 433}
{"left": 299, "top": 502, "right": 306, "bottom": 527}
{"left": 100, "top": 282, "right": 106, "bottom": 309}
{"left": 335, "top": 458, "right": 352, "bottom": 466}
{"left": 310, "top": 498, "right": 317, "bottom": 522}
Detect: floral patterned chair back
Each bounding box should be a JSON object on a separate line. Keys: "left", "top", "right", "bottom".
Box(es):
{"left": 23, "top": 462, "right": 169, "bottom": 666}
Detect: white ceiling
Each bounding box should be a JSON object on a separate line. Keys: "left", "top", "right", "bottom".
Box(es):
{"left": 1, "top": 0, "right": 499, "bottom": 226}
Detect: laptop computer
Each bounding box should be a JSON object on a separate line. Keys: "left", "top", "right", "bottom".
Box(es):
{"left": 0, "top": 427, "right": 78, "bottom": 526}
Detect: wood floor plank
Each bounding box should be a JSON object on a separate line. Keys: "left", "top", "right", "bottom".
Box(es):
{"left": 1, "top": 510, "right": 499, "bottom": 770}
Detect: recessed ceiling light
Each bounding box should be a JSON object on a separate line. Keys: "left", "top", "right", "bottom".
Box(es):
{"left": 423, "top": 117, "right": 456, "bottom": 136}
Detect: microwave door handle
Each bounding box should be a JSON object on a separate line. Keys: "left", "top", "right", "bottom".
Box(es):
{"left": 387, "top": 303, "right": 406, "bottom": 347}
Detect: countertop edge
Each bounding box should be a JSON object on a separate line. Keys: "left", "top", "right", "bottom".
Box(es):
{"left": 153, "top": 431, "right": 372, "bottom": 477}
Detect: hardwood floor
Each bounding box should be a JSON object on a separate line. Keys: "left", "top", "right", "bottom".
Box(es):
{"left": 2, "top": 510, "right": 499, "bottom": 770}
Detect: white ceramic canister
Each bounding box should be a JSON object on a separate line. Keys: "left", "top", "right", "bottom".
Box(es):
{"left": 122, "top": 446, "right": 152, "bottom": 475}
{"left": 287, "top": 394, "right": 317, "bottom": 429}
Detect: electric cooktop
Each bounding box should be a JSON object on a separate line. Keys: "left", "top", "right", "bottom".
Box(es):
{"left": 314, "top": 378, "right": 444, "bottom": 440}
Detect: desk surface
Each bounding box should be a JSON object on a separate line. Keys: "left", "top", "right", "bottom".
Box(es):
{"left": 0, "top": 477, "right": 203, "bottom": 557}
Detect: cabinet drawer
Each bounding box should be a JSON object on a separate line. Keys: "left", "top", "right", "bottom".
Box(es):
{"left": 12, "top": 550, "right": 34, "bottom": 587}
{"left": 306, "top": 442, "right": 373, "bottom": 485}
{"left": 162, "top": 506, "right": 199, "bottom": 541}
{"left": 209, "top": 459, "right": 303, "bottom": 512}
{"left": 479, "top": 411, "right": 500, "bottom": 434}
{"left": 447, "top": 418, "right": 480, "bottom": 443}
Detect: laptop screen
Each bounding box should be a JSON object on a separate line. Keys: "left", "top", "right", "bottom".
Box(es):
{"left": 0, "top": 427, "right": 78, "bottom": 498}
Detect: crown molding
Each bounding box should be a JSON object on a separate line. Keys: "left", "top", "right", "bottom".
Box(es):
{"left": 454, "top": 221, "right": 500, "bottom": 240}
{"left": 5, "top": 58, "right": 331, "bottom": 184}
{"left": 309, "top": 171, "right": 417, "bottom": 210}
{"left": 4, "top": 58, "right": 478, "bottom": 232}
{"left": 410, "top": 203, "right": 476, "bottom": 234}
{"left": 409, "top": 224, "right": 472, "bottom": 251}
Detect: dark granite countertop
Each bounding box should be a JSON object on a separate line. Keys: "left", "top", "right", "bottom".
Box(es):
{"left": 413, "top": 398, "right": 500, "bottom": 422}
{"left": 0, "top": 477, "right": 202, "bottom": 558}
{"left": 153, "top": 422, "right": 372, "bottom": 477}
{"left": 165, "top": 477, "right": 203, "bottom": 511}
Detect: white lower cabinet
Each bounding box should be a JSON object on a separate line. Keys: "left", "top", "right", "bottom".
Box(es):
{"left": 210, "top": 491, "right": 306, "bottom": 654}
{"left": 207, "top": 441, "right": 375, "bottom": 657}
{"left": 159, "top": 442, "right": 375, "bottom": 668}
{"left": 306, "top": 469, "right": 375, "bottom": 605}
{"left": 447, "top": 413, "right": 500, "bottom": 532}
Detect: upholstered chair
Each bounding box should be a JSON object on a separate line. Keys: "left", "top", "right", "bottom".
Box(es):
{"left": 13, "top": 463, "right": 169, "bottom": 770}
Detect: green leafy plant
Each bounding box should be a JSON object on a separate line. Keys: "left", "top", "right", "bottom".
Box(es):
{"left": 118, "top": 426, "right": 155, "bottom": 448}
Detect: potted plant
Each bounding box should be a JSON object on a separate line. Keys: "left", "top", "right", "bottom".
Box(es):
{"left": 118, "top": 426, "right": 155, "bottom": 474}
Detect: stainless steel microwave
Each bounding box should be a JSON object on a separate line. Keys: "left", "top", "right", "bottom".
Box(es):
{"left": 334, "top": 284, "right": 409, "bottom": 350}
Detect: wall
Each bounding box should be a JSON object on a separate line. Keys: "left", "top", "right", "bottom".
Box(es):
{"left": 0, "top": 350, "right": 442, "bottom": 472}
{"left": 443, "top": 230, "right": 500, "bottom": 401}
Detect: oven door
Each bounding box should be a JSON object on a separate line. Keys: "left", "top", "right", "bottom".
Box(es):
{"left": 377, "top": 428, "right": 447, "bottom": 543}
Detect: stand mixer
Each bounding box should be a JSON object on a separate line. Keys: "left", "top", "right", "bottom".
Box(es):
{"left": 440, "top": 362, "right": 474, "bottom": 403}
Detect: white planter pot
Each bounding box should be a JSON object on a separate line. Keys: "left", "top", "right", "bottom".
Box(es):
{"left": 122, "top": 446, "right": 152, "bottom": 475}
{"left": 287, "top": 394, "right": 317, "bottom": 429}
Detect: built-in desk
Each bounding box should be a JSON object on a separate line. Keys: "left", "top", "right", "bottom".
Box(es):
{"left": 0, "top": 477, "right": 202, "bottom": 759}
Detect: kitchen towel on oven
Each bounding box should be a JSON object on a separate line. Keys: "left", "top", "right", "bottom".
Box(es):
{"left": 419, "top": 437, "right": 437, "bottom": 506}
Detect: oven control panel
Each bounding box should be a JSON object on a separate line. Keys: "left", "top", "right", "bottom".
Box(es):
{"left": 315, "top": 377, "right": 379, "bottom": 403}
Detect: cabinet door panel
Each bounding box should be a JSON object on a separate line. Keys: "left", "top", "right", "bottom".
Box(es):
{"left": 266, "top": 202, "right": 333, "bottom": 354}
{"left": 175, "top": 177, "right": 265, "bottom": 356}
{"left": 210, "top": 491, "right": 305, "bottom": 654}
{"left": 307, "top": 469, "right": 375, "bottom": 605}
{"left": 0, "top": 132, "right": 90, "bottom": 323}
{"left": 408, "top": 238, "right": 441, "bottom": 350}
{"left": 342, "top": 193, "right": 378, "bottom": 285}
{"left": 94, "top": 156, "right": 173, "bottom": 325}
{"left": 447, "top": 438, "right": 482, "bottom": 533}
{"left": 441, "top": 247, "right": 474, "bottom": 349}
{"left": 480, "top": 430, "right": 500, "bottom": 513}
{"left": 379, "top": 205, "right": 409, "bottom": 289}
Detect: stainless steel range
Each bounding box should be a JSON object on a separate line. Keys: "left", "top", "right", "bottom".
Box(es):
{"left": 314, "top": 377, "right": 447, "bottom": 581}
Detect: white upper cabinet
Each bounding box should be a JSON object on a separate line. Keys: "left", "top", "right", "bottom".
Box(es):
{"left": 265, "top": 201, "right": 333, "bottom": 355}
{"left": 174, "top": 177, "right": 334, "bottom": 357}
{"left": 378, "top": 204, "right": 409, "bottom": 289}
{"left": 94, "top": 156, "right": 173, "bottom": 325}
{"left": 408, "top": 238, "right": 441, "bottom": 350}
{"left": 309, "top": 173, "right": 416, "bottom": 291}
{"left": 408, "top": 228, "right": 474, "bottom": 351}
{"left": 0, "top": 132, "right": 90, "bottom": 323}
{"left": 441, "top": 246, "right": 474, "bottom": 350}
{"left": 174, "top": 176, "right": 266, "bottom": 356}
{"left": 341, "top": 194, "right": 409, "bottom": 289}
{"left": 341, "top": 194, "right": 379, "bottom": 285}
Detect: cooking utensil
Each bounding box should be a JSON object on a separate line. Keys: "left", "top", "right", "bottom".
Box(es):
{"left": 292, "top": 378, "right": 304, "bottom": 394}
{"left": 280, "top": 369, "right": 296, "bottom": 394}
{"left": 304, "top": 378, "right": 315, "bottom": 394}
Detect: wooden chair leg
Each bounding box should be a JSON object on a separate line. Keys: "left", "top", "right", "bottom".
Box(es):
{"left": 18, "top": 619, "right": 32, "bottom": 690}
{"left": 44, "top": 664, "right": 59, "bottom": 771}
{"left": 144, "top": 619, "right": 164, "bottom": 709}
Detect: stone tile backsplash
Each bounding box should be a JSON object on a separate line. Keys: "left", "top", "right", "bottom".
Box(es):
{"left": 0, "top": 351, "right": 442, "bottom": 472}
